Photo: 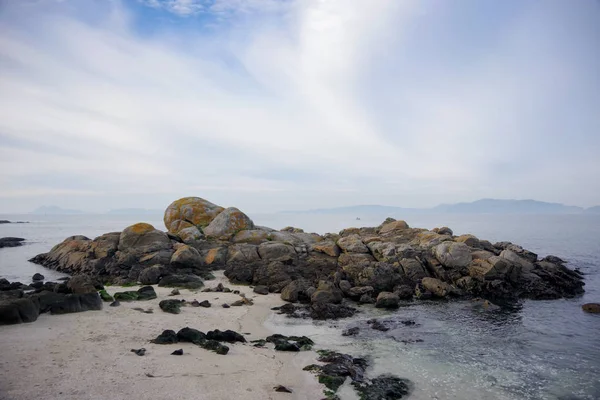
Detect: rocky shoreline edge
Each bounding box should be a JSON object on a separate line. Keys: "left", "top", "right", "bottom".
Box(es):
{"left": 1, "top": 195, "right": 597, "bottom": 399}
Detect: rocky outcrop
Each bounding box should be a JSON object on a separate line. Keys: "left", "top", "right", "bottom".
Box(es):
{"left": 0, "top": 237, "right": 25, "bottom": 249}
{"left": 30, "top": 196, "right": 586, "bottom": 320}
{"left": 164, "top": 197, "right": 225, "bottom": 234}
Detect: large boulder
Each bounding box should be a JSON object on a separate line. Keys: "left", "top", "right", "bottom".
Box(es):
{"left": 311, "top": 241, "right": 341, "bottom": 257}
{"left": 118, "top": 223, "right": 171, "bottom": 254}
{"left": 378, "top": 220, "right": 409, "bottom": 235}
{"left": 203, "top": 207, "right": 255, "bottom": 239}
{"left": 455, "top": 234, "right": 482, "bottom": 248}
{"left": 469, "top": 256, "right": 515, "bottom": 281}
{"left": 400, "top": 258, "right": 429, "bottom": 282}
{"left": 139, "top": 265, "right": 166, "bottom": 285}
{"left": 375, "top": 292, "right": 400, "bottom": 309}
{"left": 158, "top": 274, "right": 204, "bottom": 289}
{"left": 434, "top": 242, "right": 472, "bottom": 268}
{"left": 310, "top": 282, "right": 343, "bottom": 304}
{"left": 49, "top": 293, "right": 103, "bottom": 315}
{"left": 0, "top": 237, "right": 25, "bottom": 248}
{"left": 337, "top": 235, "right": 369, "bottom": 253}
{"left": 582, "top": 303, "right": 600, "bottom": 313}
{"left": 258, "top": 242, "right": 296, "bottom": 262}
{"left": 67, "top": 275, "right": 101, "bottom": 294}
{"left": 280, "top": 279, "right": 313, "bottom": 302}
{"left": 0, "top": 298, "right": 39, "bottom": 325}
{"left": 164, "top": 197, "right": 225, "bottom": 233}
{"left": 232, "top": 230, "right": 269, "bottom": 245}
{"left": 170, "top": 245, "right": 203, "bottom": 269}
{"left": 421, "top": 277, "right": 453, "bottom": 298}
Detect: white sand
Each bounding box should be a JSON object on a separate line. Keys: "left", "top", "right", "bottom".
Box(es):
{"left": 0, "top": 273, "right": 325, "bottom": 400}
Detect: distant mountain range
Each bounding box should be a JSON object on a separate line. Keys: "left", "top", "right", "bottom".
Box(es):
{"left": 107, "top": 208, "right": 162, "bottom": 215}
{"left": 284, "top": 199, "right": 600, "bottom": 215}
{"left": 31, "top": 206, "right": 84, "bottom": 215}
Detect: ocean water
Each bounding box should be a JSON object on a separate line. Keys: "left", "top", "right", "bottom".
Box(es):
{"left": 1, "top": 212, "right": 599, "bottom": 399}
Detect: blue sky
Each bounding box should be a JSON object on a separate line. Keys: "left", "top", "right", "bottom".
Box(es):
{"left": 0, "top": 0, "right": 599, "bottom": 213}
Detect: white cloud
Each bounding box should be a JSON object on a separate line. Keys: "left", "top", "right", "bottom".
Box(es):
{"left": 0, "top": 0, "right": 598, "bottom": 213}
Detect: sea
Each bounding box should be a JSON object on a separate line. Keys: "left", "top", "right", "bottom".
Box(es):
{"left": 1, "top": 212, "right": 599, "bottom": 400}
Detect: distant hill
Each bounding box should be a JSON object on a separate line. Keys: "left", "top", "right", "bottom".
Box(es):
{"left": 584, "top": 206, "right": 600, "bottom": 214}
{"left": 282, "top": 205, "right": 417, "bottom": 214}
{"left": 107, "top": 208, "right": 162, "bottom": 215}
{"left": 31, "top": 206, "right": 84, "bottom": 215}
{"left": 284, "top": 199, "right": 588, "bottom": 215}
{"left": 432, "top": 199, "right": 584, "bottom": 214}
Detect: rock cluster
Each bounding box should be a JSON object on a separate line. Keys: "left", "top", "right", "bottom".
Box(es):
{"left": 29, "top": 196, "right": 586, "bottom": 320}
{"left": 0, "top": 275, "right": 102, "bottom": 325}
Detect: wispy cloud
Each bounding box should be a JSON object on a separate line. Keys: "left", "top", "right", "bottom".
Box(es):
{"left": 0, "top": 0, "right": 598, "bottom": 212}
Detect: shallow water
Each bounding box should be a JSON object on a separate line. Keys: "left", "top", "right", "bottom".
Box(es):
{"left": 1, "top": 212, "right": 599, "bottom": 399}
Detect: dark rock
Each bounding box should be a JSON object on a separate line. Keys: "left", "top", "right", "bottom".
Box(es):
{"left": 32, "top": 273, "right": 45, "bottom": 282}
{"left": 352, "top": 374, "right": 411, "bottom": 400}
{"left": 0, "top": 298, "right": 40, "bottom": 325}
{"left": 50, "top": 293, "right": 103, "bottom": 314}
{"left": 368, "top": 319, "right": 389, "bottom": 332}
{"left": 359, "top": 294, "right": 374, "bottom": 304}
{"left": 67, "top": 275, "right": 102, "bottom": 294}
{"left": 266, "top": 334, "right": 314, "bottom": 351}
{"left": 582, "top": 303, "right": 600, "bottom": 313}
{"left": 375, "top": 292, "right": 400, "bottom": 309}
{"left": 253, "top": 285, "right": 269, "bottom": 295}
{"left": 304, "top": 350, "right": 368, "bottom": 393}
{"left": 171, "top": 349, "right": 183, "bottom": 355}
{"left": 131, "top": 348, "right": 146, "bottom": 356}
{"left": 394, "top": 285, "right": 414, "bottom": 300}
{"left": 114, "top": 286, "right": 157, "bottom": 301}
{"left": 158, "top": 274, "right": 204, "bottom": 289}
{"left": 30, "top": 281, "right": 44, "bottom": 290}
{"left": 342, "top": 327, "right": 360, "bottom": 336}
{"left": 110, "top": 300, "right": 120, "bottom": 307}
{"left": 274, "top": 385, "right": 292, "bottom": 393}
{"left": 198, "top": 339, "right": 229, "bottom": 355}
{"left": 222, "top": 303, "right": 230, "bottom": 308}
{"left": 152, "top": 329, "right": 179, "bottom": 344}
{"left": 0, "top": 237, "right": 25, "bottom": 248}
{"left": 170, "top": 289, "right": 180, "bottom": 296}
{"left": 206, "top": 329, "right": 246, "bottom": 343}
{"left": 138, "top": 265, "right": 165, "bottom": 285}
{"left": 159, "top": 299, "right": 184, "bottom": 314}
{"left": 199, "top": 300, "right": 211, "bottom": 308}
{"left": 177, "top": 327, "right": 206, "bottom": 343}
{"left": 310, "top": 302, "right": 357, "bottom": 320}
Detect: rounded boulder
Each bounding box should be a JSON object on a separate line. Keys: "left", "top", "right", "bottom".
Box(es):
{"left": 164, "top": 197, "right": 225, "bottom": 234}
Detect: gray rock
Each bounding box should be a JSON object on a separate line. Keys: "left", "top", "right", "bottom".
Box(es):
{"left": 337, "top": 234, "right": 369, "bottom": 253}
{"left": 434, "top": 242, "right": 472, "bottom": 268}
{"left": 375, "top": 292, "right": 400, "bottom": 309}
{"left": 203, "top": 207, "right": 254, "bottom": 239}
{"left": 158, "top": 274, "right": 204, "bottom": 289}
{"left": 421, "top": 277, "right": 453, "bottom": 298}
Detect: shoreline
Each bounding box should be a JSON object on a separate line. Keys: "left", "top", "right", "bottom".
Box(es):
{"left": 0, "top": 272, "right": 324, "bottom": 400}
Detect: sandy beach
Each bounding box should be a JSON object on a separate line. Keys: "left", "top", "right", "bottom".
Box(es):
{"left": 0, "top": 273, "right": 324, "bottom": 400}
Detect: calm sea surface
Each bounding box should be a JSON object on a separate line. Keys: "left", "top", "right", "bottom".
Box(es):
{"left": 1, "top": 212, "right": 599, "bottom": 399}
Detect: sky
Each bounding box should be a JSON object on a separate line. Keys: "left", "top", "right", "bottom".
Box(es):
{"left": 0, "top": 0, "right": 599, "bottom": 213}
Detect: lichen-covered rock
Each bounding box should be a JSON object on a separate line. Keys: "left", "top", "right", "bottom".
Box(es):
{"left": 311, "top": 241, "right": 341, "bottom": 257}
{"left": 434, "top": 242, "right": 472, "bottom": 268}
{"left": 456, "top": 234, "right": 482, "bottom": 248}
{"left": 582, "top": 303, "right": 600, "bottom": 313}
{"left": 258, "top": 242, "right": 296, "bottom": 262}
{"left": 421, "top": 277, "right": 453, "bottom": 298}
{"left": 177, "top": 226, "right": 204, "bottom": 244}
{"left": 170, "top": 245, "right": 203, "bottom": 269}
{"left": 378, "top": 220, "right": 409, "bottom": 235}
{"left": 203, "top": 207, "right": 255, "bottom": 239}
{"left": 337, "top": 235, "right": 369, "bottom": 253}
{"left": 118, "top": 223, "right": 171, "bottom": 254}
{"left": 232, "top": 229, "right": 269, "bottom": 245}
{"left": 164, "top": 197, "right": 225, "bottom": 233}
{"left": 400, "top": 258, "right": 429, "bottom": 282}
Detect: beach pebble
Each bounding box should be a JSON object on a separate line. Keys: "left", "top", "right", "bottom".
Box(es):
{"left": 274, "top": 385, "right": 292, "bottom": 393}
{"left": 171, "top": 349, "right": 183, "bottom": 356}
